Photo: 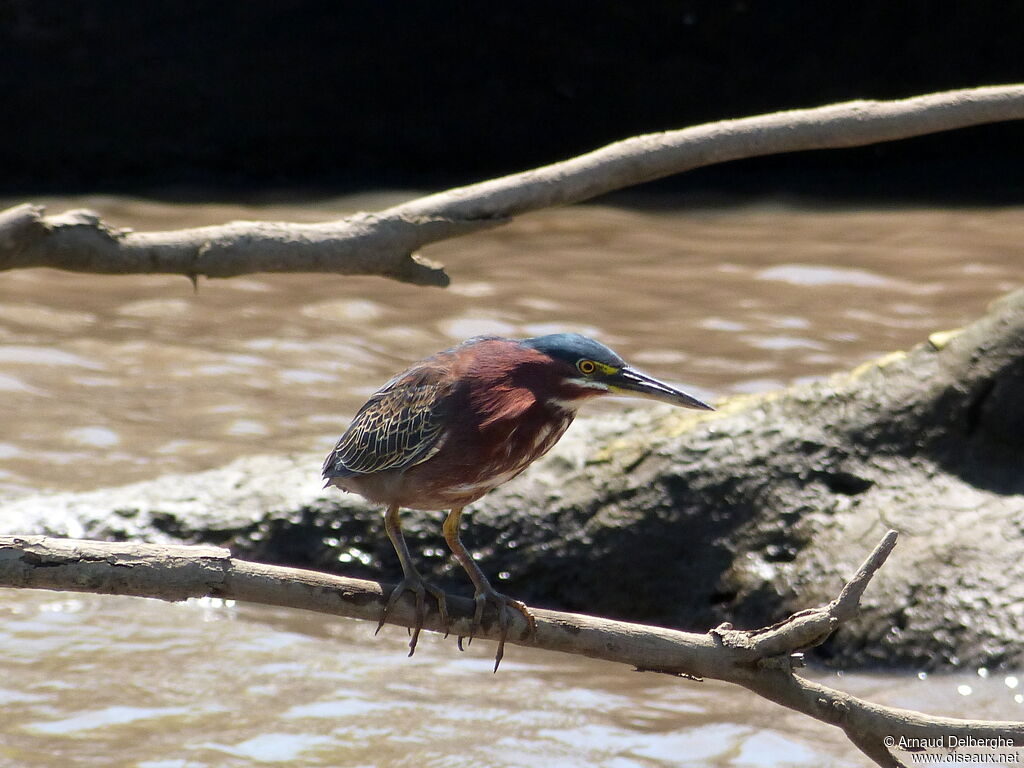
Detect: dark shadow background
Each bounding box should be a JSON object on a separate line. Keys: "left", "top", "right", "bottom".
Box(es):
{"left": 2, "top": 1, "right": 1022, "bottom": 201}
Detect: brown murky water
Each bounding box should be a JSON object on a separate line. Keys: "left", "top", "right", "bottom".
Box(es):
{"left": 1, "top": 591, "right": 1021, "bottom": 768}
{"left": 1, "top": 197, "right": 1020, "bottom": 498}
{"left": 1, "top": 196, "right": 1023, "bottom": 766}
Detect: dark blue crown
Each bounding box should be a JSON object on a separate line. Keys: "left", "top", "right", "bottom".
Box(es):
{"left": 520, "top": 333, "right": 625, "bottom": 368}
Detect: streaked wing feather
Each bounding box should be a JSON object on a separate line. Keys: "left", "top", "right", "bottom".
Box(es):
{"left": 323, "top": 368, "right": 452, "bottom": 478}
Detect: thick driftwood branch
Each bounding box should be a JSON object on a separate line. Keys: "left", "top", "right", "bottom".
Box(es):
{"left": 2, "top": 289, "right": 1024, "bottom": 672}
{"left": 3, "top": 290, "right": 1024, "bottom": 674}
{"left": 1, "top": 533, "right": 1021, "bottom": 768}
{"left": 2, "top": 85, "right": 1024, "bottom": 284}
{"left": 0, "top": 202, "right": 454, "bottom": 287}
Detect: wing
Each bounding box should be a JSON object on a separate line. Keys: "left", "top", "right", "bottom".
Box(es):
{"left": 322, "top": 365, "right": 454, "bottom": 479}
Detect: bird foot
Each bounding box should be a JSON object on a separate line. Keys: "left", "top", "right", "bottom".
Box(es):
{"left": 376, "top": 576, "right": 450, "bottom": 656}
{"left": 461, "top": 587, "right": 536, "bottom": 672}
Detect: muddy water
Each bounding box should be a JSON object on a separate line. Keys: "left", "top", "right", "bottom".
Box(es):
{"left": 1, "top": 196, "right": 1023, "bottom": 765}
{"left": 0, "top": 198, "right": 1020, "bottom": 498}
{"left": 1, "top": 590, "right": 1021, "bottom": 768}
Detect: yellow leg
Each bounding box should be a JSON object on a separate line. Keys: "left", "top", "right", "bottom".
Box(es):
{"left": 443, "top": 506, "right": 536, "bottom": 671}
{"left": 380, "top": 504, "right": 449, "bottom": 655}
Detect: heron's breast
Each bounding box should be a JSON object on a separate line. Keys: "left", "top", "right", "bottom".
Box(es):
{"left": 475, "top": 410, "right": 573, "bottom": 482}
{"left": 385, "top": 395, "right": 575, "bottom": 509}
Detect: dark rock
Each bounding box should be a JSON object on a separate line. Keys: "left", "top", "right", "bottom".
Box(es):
{"left": 3, "top": 289, "right": 1024, "bottom": 669}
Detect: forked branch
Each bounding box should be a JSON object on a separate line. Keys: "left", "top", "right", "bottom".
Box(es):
{"left": 1, "top": 532, "right": 1020, "bottom": 767}
{"left": 2, "top": 85, "right": 1024, "bottom": 285}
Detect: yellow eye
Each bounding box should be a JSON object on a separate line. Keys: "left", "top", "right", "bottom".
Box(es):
{"left": 577, "top": 359, "right": 597, "bottom": 375}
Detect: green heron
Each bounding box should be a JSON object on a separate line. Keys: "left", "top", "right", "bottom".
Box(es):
{"left": 322, "top": 333, "right": 712, "bottom": 668}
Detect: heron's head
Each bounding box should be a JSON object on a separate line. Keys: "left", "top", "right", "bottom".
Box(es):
{"left": 519, "top": 333, "right": 713, "bottom": 411}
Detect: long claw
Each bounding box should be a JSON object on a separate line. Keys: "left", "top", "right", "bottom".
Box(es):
{"left": 425, "top": 582, "right": 450, "bottom": 638}
{"left": 375, "top": 581, "right": 405, "bottom": 635}
{"left": 466, "top": 592, "right": 487, "bottom": 647}
{"left": 407, "top": 589, "right": 426, "bottom": 656}
{"left": 466, "top": 587, "right": 537, "bottom": 672}
{"left": 493, "top": 606, "right": 508, "bottom": 672}
{"left": 374, "top": 577, "right": 450, "bottom": 656}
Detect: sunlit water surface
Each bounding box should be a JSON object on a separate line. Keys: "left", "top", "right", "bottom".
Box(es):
{"left": 1, "top": 197, "right": 1020, "bottom": 498}
{"left": 1, "top": 591, "right": 1021, "bottom": 768}
{"left": 1, "top": 196, "right": 1022, "bottom": 766}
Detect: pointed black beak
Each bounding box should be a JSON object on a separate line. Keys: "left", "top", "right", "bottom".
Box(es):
{"left": 608, "top": 367, "right": 714, "bottom": 410}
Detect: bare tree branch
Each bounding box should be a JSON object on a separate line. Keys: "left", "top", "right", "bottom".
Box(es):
{"left": 2, "top": 85, "right": 1024, "bottom": 285}
{"left": 1, "top": 532, "right": 1021, "bottom": 768}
